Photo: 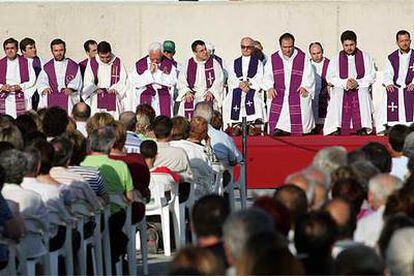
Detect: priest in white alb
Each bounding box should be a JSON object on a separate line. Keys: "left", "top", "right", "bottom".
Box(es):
{"left": 309, "top": 42, "right": 331, "bottom": 133}
{"left": 129, "top": 42, "right": 177, "bottom": 117}
{"left": 223, "top": 37, "right": 265, "bottom": 133}
{"left": 0, "top": 38, "right": 36, "bottom": 118}
{"left": 82, "top": 41, "right": 128, "bottom": 118}
{"left": 376, "top": 30, "right": 414, "bottom": 134}
{"left": 177, "top": 40, "right": 224, "bottom": 119}
{"left": 37, "top": 39, "right": 82, "bottom": 113}
{"left": 263, "top": 33, "right": 315, "bottom": 136}
{"left": 323, "top": 30, "right": 376, "bottom": 136}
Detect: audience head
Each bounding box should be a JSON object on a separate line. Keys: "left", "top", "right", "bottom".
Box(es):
{"left": 0, "top": 149, "right": 27, "bottom": 185}
{"left": 191, "top": 194, "right": 229, "bottom": 240}
{"left": 170, "top": 246, "right": 224, "bottom": 275}
{"left": 384, "top": 184, "right": 414, "bottom": 218}
{"left": 111, "top": 121, "right": 127, "bottom": 151}
{"left": 194, "top": 102, "right": 213, "bottom": 123}
{"left": 313, "top": 146, "right": 347, "bottom": 177}
{"left": 152, "top": 115, "right": 172, "bottom": 140}
{"left": 335, "top": 245, "right": 385, "bottom": 275}
{"left": 349, "top": 160, "right": 380, "bottom": 191}
{"left": 88, "top": 126, "right": 116, "bottom": 154}
{"left": 42, "top": 106, "right": 69, "bottom": 138}
{"left": 403, "top": 131, "right": 414, "bottom": 158}
{"left": 23, "top": 147, "right": 41, "bottom": 177}
{"left": 140, "top": 140, "right": 157, "bottom": 160}
{"left": 389, "top": 124, "right": 411, "bottom": 153}
{"left": 50, "top": 135, "right": 73, "bottom": 167}
{"left": 189, "top": 116, "right": 208, "bottom": 142}
{"left": 15, "top": 114, "right": 37, "bottom": 138}
{"left": 368, "top": 174, "right": 403, "bottom": 210}
{"left": 29, "top": 139, "right": 55, "bottom": 175}
{"left": 119, "top": 111, "right": 137, "bottom": 132}
{"left": 66, "top": 130, "right": 87, "bottom": 166}
{"left": 253, "top": 196, "right": 291, "bottom": 236}
{"left": 86, "top": 112, "right": 115, "bottom": 136}
{"left": 273, "top": 184, "right": 308, "bottom": 227}
{"left": 171, "top": 116, "right": 190, "bottom": 141}
{"left": 331, "top": 177, "right": 366, "bottom": 215}
{"left": 324, "top": 198, "right": 356, "bottom": 240}
{"left": 385, "top": 228, "right": 414, "bottom": 276}
{"left": 361, "top": 142, "right": 392, "bottom": 173}
{"left": 71, "top": 102, "right": 91, "bottom": 122}
{"left": 136, "top": 104, "right": 156, "bottom": 135}
{"left": 0, "top": 122, "right": 23, "bottom": 150}
{"left": 223, "top": 208, "right": 274, "bottom": 265}
{"left": 210, "top": 110, "right": 223, "bottom": 130}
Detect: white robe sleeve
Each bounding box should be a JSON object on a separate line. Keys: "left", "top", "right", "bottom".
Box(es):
{"left": 250, "top": 60, "right": 264, "bottom": 91}
{"left": 226, "top": 62, "right": 239, "bottom": 90}
{"left": 301, "top": 58, "right": 316, "bottom": 98}
{"left": 36, "top": 69, "right": 51, "bottom": 95}
{"left": 326, "top": 55, "right": 347, "bottom": 90}
{"left": 110, "top": 63, "right": 128, "bottom": 100}
{"left": 177, "top": 62, "right": 191, "bottom": 102}
{"left": 382, "top": 57, "right": 394, "bottom": 86}
{"left": 66, "top": 67, "right": 83, "bottom": 93}
{"left": 209, "top": 59, "right": 224, "bottom": 104}
{"left": 21, "top": 65, "right": 36, "bottom": 98}
{"left": 356, "top": 53, "right": 376, "bottom": 88}
{"left": 81, "top": 62, "right": 98, "bottom": 100}
{"left": 129, "top": 67, "right": 155, "bottom": 90}
{"left": 262, "top": 60, "right": 274, "bottom": 91}
{"left": 152, "top": 68, "right": 177, "bottom": 88}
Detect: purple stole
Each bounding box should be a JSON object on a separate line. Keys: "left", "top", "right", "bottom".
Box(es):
{"left": 90, "top": 57, "right": 120, "bottom": 112}
{"left": 387, "top": 49, "right": 414, "bottom": 122}
{"left": 230, "top": 56, "right": 258, "bottom": 121}
{"left": 135, "top": 56, "right": 172, "bottom": 117}
{"left": 0, "top": 56, "right": 29, "bottom": 116}
{"left": 339, "top": 49, "right": 365, "bottom": 135}
{"left": 32, "top": 56, "right": 42, "bottom": 78}
{"left": 185, "top": 57, "right": 215, "bottom": 119}
{"left": 43, "top": 58, "right": 79, "bottom": 112}
{"left": 268, "top": 49, "right": 305, "bottom": 136}
{"left": 79, "top": 58, "right": 88, "bottom": 79}
{"left": 318, "top": 58, "right": 330, "bottom": 119}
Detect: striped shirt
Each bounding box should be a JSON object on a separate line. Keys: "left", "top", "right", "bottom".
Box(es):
{"left": 68, "top": 166, "right": 107, "bottom": 196}
{"left": 125, "top": 131, "right": 143, "bottom": 153}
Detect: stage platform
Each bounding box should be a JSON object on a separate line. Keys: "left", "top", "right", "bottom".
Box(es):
{"left": 233, "top": 135, "right": 388, "bottom": 189}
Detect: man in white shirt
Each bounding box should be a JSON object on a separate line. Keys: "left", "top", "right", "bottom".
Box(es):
{"left": 71, "top": 102, "right": 91, "bottom": 137}
{"left": 354, "top": 174, "right": 403, "bottom": 247}
{"left": 388, "top": 125, "right": 411, "bottom": 180}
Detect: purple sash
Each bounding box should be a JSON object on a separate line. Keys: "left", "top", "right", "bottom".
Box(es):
{"left": 268, "top": 49, "right": 305, "bottom": 136}
{"left": 387, "top": 49, "right": 414, "bottom": 122}
{"left": 32, "top": 56, "right": 42, "bottom": 78}
{"left": 90, "top": 56, "right": 120, "bottom": 112}
{"left": 0, "top": 56, "right": 29, "bottom": 116}
{"left": 318, "top": 58, "right": 330, "bottom": 119}
{"left": 79, "top": 58, "right": 88, "bottom": 79}
{"left": 230, "top": 55, "right": 258, "bottom": 121}
{"left": 135, "top": 56, "right": 172, "bottom": 117}
{"left": 185, "top": 57, "right": 215, "bottom": 119}
{"left": 43, "top": 58, "right": 78, "bottom": 112}
{"left": 339, "top": 49, "right": 364, "bottom": 135}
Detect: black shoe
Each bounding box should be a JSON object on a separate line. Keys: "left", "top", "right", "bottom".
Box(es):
{"left": 356, "top": 128, "right": 369, "bottom": 136}
{"left": 272, "top": 128, "right": 291, "bottom": 136}
{"left": 330, "top": 128, "right": 341, "bottom": 136}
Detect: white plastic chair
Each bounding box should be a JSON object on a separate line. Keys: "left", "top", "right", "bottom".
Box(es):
{"left": 17, "top": 218, "right": 51, "bottom": 276}
{"left": 0, "top": 236, "right": 17, "bottom": 276}
{"left": 146, "top": 174, "right": 180, "bottom": 256}
{"left": 48, "top": 221, "right": 74, "bottom": 276}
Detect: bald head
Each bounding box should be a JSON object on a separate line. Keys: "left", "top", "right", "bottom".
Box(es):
{"left": 324, "top": 198, "right": 356, "bottom": 239}
{"left": 72, "top": 102, "right": 91, "bottom": 122}
{"left": 273, "top": 184, "right": 308, "bottom": 226}
{"left": 309, "top": 42, "right": 324, "bottom": 63}
{"left": 119, "top": 111, "right": 137, "bottom": 132}
{"left": 240, "top": 37, "right": 254, "bottom": 57}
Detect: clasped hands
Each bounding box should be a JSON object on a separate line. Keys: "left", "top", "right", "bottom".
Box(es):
{"left": 266, "top": 87, "right": 309, "bottom": 100}
{"left": 1, "top": 84, "right": 22, "bottom": 93}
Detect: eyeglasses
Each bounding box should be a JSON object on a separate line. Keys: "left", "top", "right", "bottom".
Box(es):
{"left": 241, "top": 45, "right": 253, "bottom": 50}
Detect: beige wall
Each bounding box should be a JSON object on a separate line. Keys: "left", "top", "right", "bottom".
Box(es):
{"left": 0, "top": 1, "right": 412, "bottom": 70}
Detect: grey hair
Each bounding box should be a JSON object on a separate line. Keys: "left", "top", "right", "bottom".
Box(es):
{"left": 88, "top": 126, "right": 116, "bottom": 154}
{"left": 312, "top": 146, "right": 347, "bottom": 177}
{"left": 223, "top": 208, "right": 274, "bottom": 261}
{"left": 194, "top": 102, "right": 213, "bottom": 123}
{"left": 368, "top": 174, "right": 403, "bottom": 204}
{"left": 23, "top": 147, "right": 41, "bottom": 175}
{"left": 385, "top": 227, "right": 414, "bottom": 276}
{"left": 303, "top": 165, "right": 329, "bottom": 190}
{"left": 119, "top": 111, "right": 137, "bottom": 132}
{"left": 0, "top": 149, "right": 28, "bottom": 184}
{"left": 148, "top": 42, "right": 163, "bottom": 53}
{"left": 403, "top": 132, "right": 414, "bottom": 158}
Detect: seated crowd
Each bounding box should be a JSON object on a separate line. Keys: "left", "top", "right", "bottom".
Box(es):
{"left": 0, "top": 100, "right": 241, "bottom": 274}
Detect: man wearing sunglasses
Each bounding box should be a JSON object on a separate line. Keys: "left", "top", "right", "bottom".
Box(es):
{"left": 223, "top": 37, "right": 265, "bottom": 135}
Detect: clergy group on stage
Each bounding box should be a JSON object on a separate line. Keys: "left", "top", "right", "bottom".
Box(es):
{"left": 1, "top": 29, "right": 413, "bottom": 136}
